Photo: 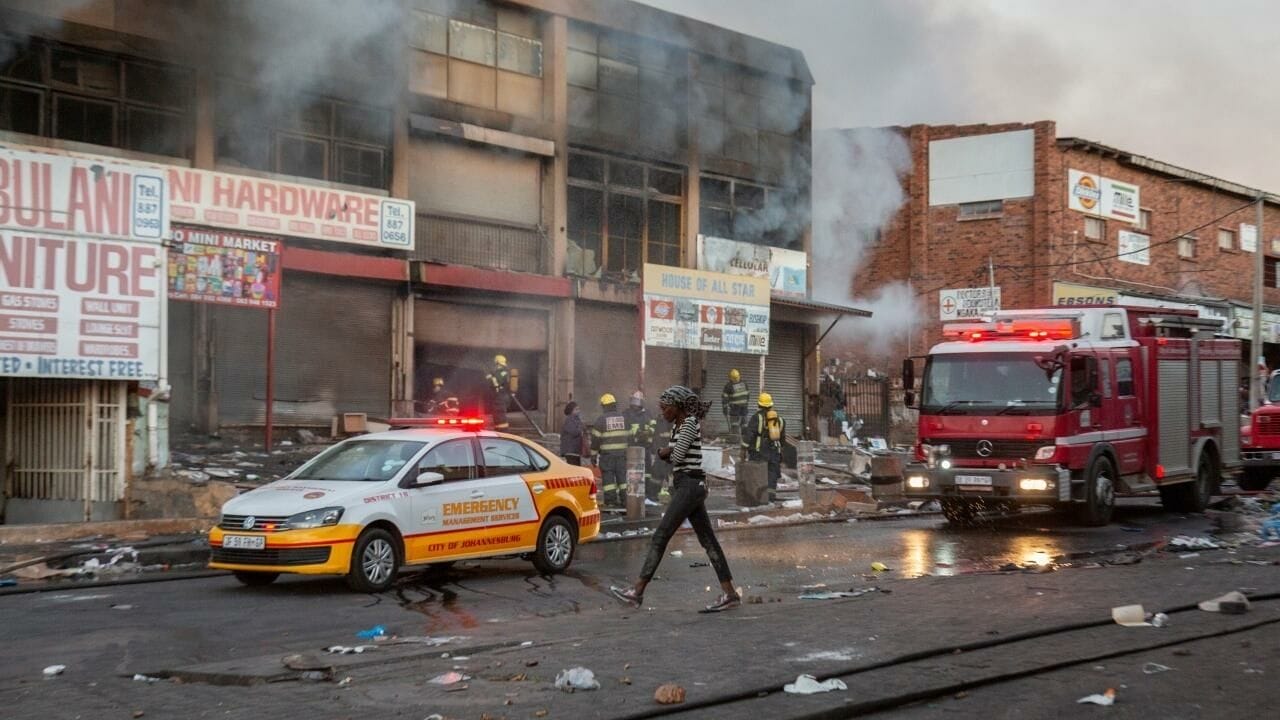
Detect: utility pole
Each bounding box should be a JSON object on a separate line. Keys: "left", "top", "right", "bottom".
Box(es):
{"left": 1251, "top": 193, "right": 1265, "bottom": 411}
{"left": 988, "top": 255, "right": 995, "bottom": 289}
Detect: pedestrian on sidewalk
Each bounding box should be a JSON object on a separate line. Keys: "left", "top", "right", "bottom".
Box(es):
{"left": 610, "top": 386, "right": 741, "bottom": 613}
{"left": 560, "top": 401, "right": 585, "bottom": 466}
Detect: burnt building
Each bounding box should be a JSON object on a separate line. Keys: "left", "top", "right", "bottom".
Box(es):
{"left": 0, "top": 0, "right": 856, "bottom": 524}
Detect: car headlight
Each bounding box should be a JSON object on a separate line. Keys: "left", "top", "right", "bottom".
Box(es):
{"left": 1034, "top": 445, "right": 1057, "bottom": 461}
{"left": 285, "top": 506, "right": 344, "bottom": 530}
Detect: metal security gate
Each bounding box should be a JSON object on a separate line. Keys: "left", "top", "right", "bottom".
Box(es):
{"left": 703, "top": 323, "right": 805, "bottom": 438}
{"left": 3, "top": 379, "right": 127, "bottom": 523}
{"left": 845, "top": 373, "right": 891, "bottom": 442}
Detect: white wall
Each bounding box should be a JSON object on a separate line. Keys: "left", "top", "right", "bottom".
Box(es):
{"left": 928, "top": 129, "right": 1035, "bottom": 206}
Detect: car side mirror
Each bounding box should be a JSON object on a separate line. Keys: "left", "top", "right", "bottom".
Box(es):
{"left": 904, "top": 390, "right": 917, "bottom": 408}
{"left": 411, "top": 470, "right": 445, "bottom": 487}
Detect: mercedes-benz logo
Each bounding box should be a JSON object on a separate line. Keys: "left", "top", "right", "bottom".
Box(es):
{"left": 976, "top": 440, "right": 994, "bottom": 457}
{"left": 242, "top": 515, "right": 256, "bottom": 530}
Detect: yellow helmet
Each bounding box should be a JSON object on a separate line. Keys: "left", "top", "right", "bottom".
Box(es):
{"left": 600, "top": 392, "right": 617, "bottom": 406}
{"left": 432, "top": 377, "right": 444, "bottom": 387}
{"left": 494, "top": 354, "right": 507, "bottom": 366}
{"left": 757, "top": 392, "right": 774, "bottom": 408}
{"left": 728, "top": 368, "right": 741, "bottom": 382}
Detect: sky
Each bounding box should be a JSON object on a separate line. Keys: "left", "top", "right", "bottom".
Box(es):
{"left": 640, "top": 0, "right": 1280, "bottom": 193}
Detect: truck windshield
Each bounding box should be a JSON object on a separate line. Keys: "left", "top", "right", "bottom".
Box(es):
{"left": 922, "top": 352, "right": 1063, "bottom": 414}
{"left": 292, "top": 440, "right": 426, "bottom": 482}
{"left": 1269, "top": 379, "right": 1280, "bottom": 404}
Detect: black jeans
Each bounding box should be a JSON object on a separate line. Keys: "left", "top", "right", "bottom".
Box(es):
{"left": 639, "top": 473, "right": 733, "bottom": 584}
{"left": 563, "top": 454, "right": 581, "bottom": 466}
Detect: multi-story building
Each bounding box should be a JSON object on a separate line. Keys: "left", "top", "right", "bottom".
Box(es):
{"left": 848, "top": 120, "right": 1280, "bottom": 378}
{"left": 0, "top": 0, "right": 861, "bottom": 524}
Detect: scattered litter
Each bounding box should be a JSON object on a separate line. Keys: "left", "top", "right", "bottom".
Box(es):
{"left": 870, "top": 561, "right": 890, "bottom": 572}
{"left": 819, "top": 477, "right": 839, "bottom": 486}
{"left": 429, "top": 671, "right": 470, "bottom": 685}
{"left": 132, "top": 674, "right": 161, "bottom": 683}
{"left": 391, "top": 635, "right": 465, "bottom": 646}
{"left": 784, "top": 674, "right": 848, "bottom": 694}
{"left": 1112, "top": 605, "right": 1153, "bottom": 627}
{"left": 299, "top": 670, "right": 330, "bottom": 682}
{"left": 1142, "top": 663, "right": 1172, "bottom": 675}
{"left": 355, "top": 625, "right": 386, "bottom": 639}
{"left": 1077, "top": 688, "right": 1117, "bottom": 706}
{"left": 654, "top": 683, "right": 686, "bottom": 704}
{"left": 111, "top": 604, "right": 134, "bottom": 610}
{"left": 0, "top": 578, "right": 16, "bottom": 587}
{"left": 799, "top": 587, "right": 879, "bottom": 601}
{"left": 789, "top": 649, "right": 859, "bottom": 662}
{"left": 282, "top": 653, "right": 332, "bottom": 671}
{"left": 669, "top": 550, "right": 684, "bottom": 558}
{"left": 337, "top": 677, "right": 352, "bottom": 687}
{"left": 555, "top": 667, "right": 600, "bottom": 692}
{"left": 1199, "top": 591, "right": 1250, "bottom": 614}
{"left": 1178, "top": 553, "right": 1200, "bottom": 560}
{"left": 689, "top": 561, "right": 709, "bottom": 568}
{"left": 1172, "top": 649, "right": 1192, "bottom": 657}
{"left": 1151, "top": 613, "right": 1170, "bottom": 628}
{"left": 326, "top": 646, "right": 374, "bottom": 655}
{"left": 782, "top": 499, "right": 804, "bottom": 509}
{"left": 520, "top": 641, "right": 534, "bottom": 647}
{"left": 1168, "top": 535, "right": 1221, "bottom": 550}
{"left": 42, "top": 665, "right": 65, "bottom": 678}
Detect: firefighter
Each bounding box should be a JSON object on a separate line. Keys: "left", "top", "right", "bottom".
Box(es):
{"left": 743, "top": 392, "right": 786, "bottom": 500}
{"left": 485, "top": 354, "right": 515, "bottom": 430}
{"left": 591, "top": 393, "right": 630, "bottom": 508}
{"left": 427, "top": 377, "right": 459, "bottom": 416}
{"left": 625, "top": 391, "right": 659, "bottom": 503}
{"left": 721, "top": 368, "right": 750, "bottom": 441}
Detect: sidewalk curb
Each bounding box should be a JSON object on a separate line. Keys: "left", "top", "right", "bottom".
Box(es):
{"left": 0, "top": 518, "right": 213, "bottom": 546}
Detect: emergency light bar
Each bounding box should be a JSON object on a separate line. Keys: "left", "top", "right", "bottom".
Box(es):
{"left": 942, "top": 317, "right": 1080, "bottom": 342}
{"left": 390, "top": 417, "right": 486, "bottom": 430}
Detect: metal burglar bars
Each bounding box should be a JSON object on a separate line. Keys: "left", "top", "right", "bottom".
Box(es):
{"left": 414, "top": 212, "right": 546, "bottom": 275}
{"left": 845, "top": 375, "right": 890, "bottom": 443}
{"left": 4, "top": 379, "right": 127, "bottom": 521}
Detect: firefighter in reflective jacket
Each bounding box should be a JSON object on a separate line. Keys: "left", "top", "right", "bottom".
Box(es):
{"left": 743, "top": 392, "right": 786, "bottom": 499}
{"left": 591, "top": 393, "right": 630, "bottom": 507}
{"left": 427, "top": 377, "right": 459, "bottom": 416}
{"left": 624, "top": 391, "right": 661, "bottom": 502}
{"left": 485, "top": 355, "right": 516, "bottom": 430}
{"left": 722, "top": 369, "right": 750, "bottom": 441}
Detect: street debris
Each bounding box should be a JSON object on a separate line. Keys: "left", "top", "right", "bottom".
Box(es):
{"left": 355, "top": 624, "right": 387, "bottom": 639}
{"left": 337, "top": 676, "right": 352, "bottom": 687}
{"left": 1151, "top": 612, "right": 1170, "bottom": 628}
{"left": 1167, "top": 535, "right": 1221, "bottom": 550}
{"left": 654, "top": 683, "right": 686, "bottom": 704}
{"left": 132, "top": 674, "right": 162, "bottom": 683}
{"left": 42, "top": 665, "right": 66, "bottom": 678}
{"left": 1142, "top": 663, "right": 1173, "bottom": 675}
{"left": 555, "top": 667, "right": 600, "bottom": 692}
{"left": 0, "top": 578, "right": 17, "bottom": 587}
{"left": 391, "top": 635, "right": 465, "bottom": 646}
{"left": 1077, "top": 688, "right": 1117, "bottom": 706}
{"left": 299, "top": 670, "right": 331, "bottom": 682}
{"left": 669, "top": 550, "right": 684, "bottom": 557}
{"left": 1199, "top": 591, "right": 1251, "bottom": 614}
{"left": 429, "top": 671, "right": 470, "bottom": 685}
{"left": 326, "top": 645, "right": 375, "bottom": 654}
{"left": 799, "top": 587, "right": 878, "bottom": 601}
{"left": 870, "top": 561, "right": 891, "bottom": 572}
{"left": 282, "top": 653, "right": 332, "bottom": 671}
{"left": 789, "top": 649, "right": 859, "bottom": 662}
{"left": 520, "top": 641, "right": 534, "bottom": 647}
{"left": 784, "top": 674, "right": 848, "bottom": 694}
{"left": 1112, "top": 604, "right": 1155, "bottom": 627}
{"left": 112, "top": 604, "right": 134, "bottom": 610}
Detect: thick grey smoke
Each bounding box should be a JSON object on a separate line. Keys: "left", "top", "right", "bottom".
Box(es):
{"left": 0, "top": 0, "right": 97, "bottom": 63}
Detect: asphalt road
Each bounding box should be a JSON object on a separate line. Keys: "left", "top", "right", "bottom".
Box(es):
{"left": 0, "top": 498, "right": 1229, "bottom": 719}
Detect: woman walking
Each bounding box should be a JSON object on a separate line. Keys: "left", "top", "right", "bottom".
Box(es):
{"left": 610, "top": 386, "right": 741, "bottom": 613}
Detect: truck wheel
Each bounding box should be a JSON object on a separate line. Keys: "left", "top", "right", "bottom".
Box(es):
{"left": 531, "top": 515, "right": 576, "bottom": 575}
{"left": 1160, "top": 452, "right": 1216, "bottom": 513}
{"left": 232, "top": 571, "right": 279, "bottom": 586}
{"left": 941, "top": 499, "right": 978, "bottom": 526}
{"left": 1075, "top": 456, "right": 1116, "bottom": 527}
{"left": 346, "top": 527, "right": 400, "bottom": 593}
{"left": 1239, "top": 468, "right": 1274, "bottom": 492}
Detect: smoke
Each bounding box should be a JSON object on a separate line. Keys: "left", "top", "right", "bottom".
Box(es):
{"left": 0, "top": 0, "right": 98, "bottom": 64}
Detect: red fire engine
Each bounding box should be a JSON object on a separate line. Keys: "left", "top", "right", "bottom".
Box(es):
{"left": 1239, "top": 368, "right": 1280, "bottom": 491}
{"left": 901, "top": 306, "right": 1241, "bottom": 526}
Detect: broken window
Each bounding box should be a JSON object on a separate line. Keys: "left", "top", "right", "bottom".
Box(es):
{"left": 699, "top": 174, "right": 796, "bottom": 248}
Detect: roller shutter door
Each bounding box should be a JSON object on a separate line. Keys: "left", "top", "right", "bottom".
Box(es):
{"left": 214, "top": 275, "right": 393, "bottom": 426}
{"left": 702, "top": 322, "right": 804, "bottom": 438}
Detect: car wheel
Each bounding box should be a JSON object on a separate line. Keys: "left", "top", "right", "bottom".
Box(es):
{"left": 232, "top": 570, "right": 279, "bottom": 586}
{"left": 531, "top": 515, "right": 576, "bottom": 575}
{"left": 346, "top": 527, "right": 400, "bottom": 593}
{"left": 1239, "top": 467, "right": 1274, "bottom": 492}
{"left": 1076, "top": 455, "right": 1116, "bottom": 527}
{"left": 941, "top": 499, "right": 979, "bottom": 526}
{"left": 1160, "top": 451, "right": 1216, "bottom": 513}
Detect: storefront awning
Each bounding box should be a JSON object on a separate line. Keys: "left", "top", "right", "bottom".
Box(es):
{"left": 772, "top": 297, "right": 873, "bottom": 318}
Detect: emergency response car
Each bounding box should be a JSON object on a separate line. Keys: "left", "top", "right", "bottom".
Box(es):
{"left": 209, "top": 418, "right": 600, "bottom": 591}
{"left": 902, "top": 306, "right": 1240, "bottom": 526}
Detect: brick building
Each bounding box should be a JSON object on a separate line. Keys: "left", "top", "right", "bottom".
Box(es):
{"left": 0, "top": 0, "right": 863, "bottom": 524}
{"left": 850, "top": 120, "right": 1280, "bottom": 378}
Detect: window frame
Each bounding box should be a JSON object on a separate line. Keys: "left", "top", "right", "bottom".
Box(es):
{"left": 414, "top": 438, "right": 478, "bottom": 484}
{"left": 1115, "top": 358, "right": 1135, "bottom": 397}
{"left": 412, "top": 8, "right": 543, "bottom": 77}
{"left": 699, "top": 172, "right": 797, "bottom": 249}
{"left": 1218, "top": 227, "right": 1236, "bottom": 251}
{"left": 479, "top": 437, "right": 539, "bottom": 476}
{"left": 957, "top": 199, "right": 1004, "bottom": 220}
{"left": 1083, "top": 216, "right": 1106, "bottom": 241}
{"left": 1136, "top": 208, "right": 1152, "bottom": 232}
{"left": 1177, "top": 235, "right": 1197, "bottom": 260}
{"left": 567, "top": 150, "right": 685, "bottom": 277}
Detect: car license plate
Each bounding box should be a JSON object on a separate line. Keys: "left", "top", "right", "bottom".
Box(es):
{"left": 955, "top": 475, "right": 993, "bottom": 486}
{"left": 223, "top": 535, "right": 265, "bottom": 550}
{"left": 1271, "top": 452, "right": 1280, "bottom": 460}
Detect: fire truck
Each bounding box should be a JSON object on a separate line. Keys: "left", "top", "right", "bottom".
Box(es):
{"left": 901, "top": 306, "right": 1240, "bottom": 526}
{"left": 1239, "top": 369, "right": 1280, "bottom": 491}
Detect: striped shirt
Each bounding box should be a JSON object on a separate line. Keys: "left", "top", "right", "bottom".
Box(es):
{"left": 668, "top": 416, "right": 704, "bottom": 476}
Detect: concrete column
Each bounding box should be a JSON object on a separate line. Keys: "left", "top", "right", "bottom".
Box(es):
{"left": 192, "top": 68, "right": 215, "bottom": 170}
{"left": 545, "top": 15, "right": 569, "bottom": 277}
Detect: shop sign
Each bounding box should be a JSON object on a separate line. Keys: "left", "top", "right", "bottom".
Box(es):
{"left": 1240, "top": 223, "right": 1258, "bottom": 253}
{"left": 642, "top": 263, "right": 770, "bottom": 354}
{"left": 0, "top": 233, "right": 160, "bottom": 380}
{"left": 1118, "top": 230, "right": 1150, "bottom": 265}
{"left": 696, "top": 234, "right": 807, "bottom": 298}
{"left": 166, "top": 168, "right": 414, "bottom": 250}
{"left": 168, "top": 226, "right": 281, "bottom": 309}
{"left": 1068, "top": 169, "right": 1140, "bottom": 223}
{"left": 0, "top": 144, "right": 169, "bottom": 243}
{"left": 1053, "top": 282, "right": 1118, "bottom": 306}
{"left": 939, "top": 286, "right": 1001, "bottom": 320}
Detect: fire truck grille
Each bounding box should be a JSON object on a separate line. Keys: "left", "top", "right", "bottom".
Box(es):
{"left": 1257, "top": 416, "right": 1280, "bottom": 437}
{"left": 947, "top": 440, "right": 1042, "bottom": 459}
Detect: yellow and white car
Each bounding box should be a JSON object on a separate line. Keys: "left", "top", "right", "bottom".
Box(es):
{"left": 209, "top": 419, "right": 600, "bottom": 592}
